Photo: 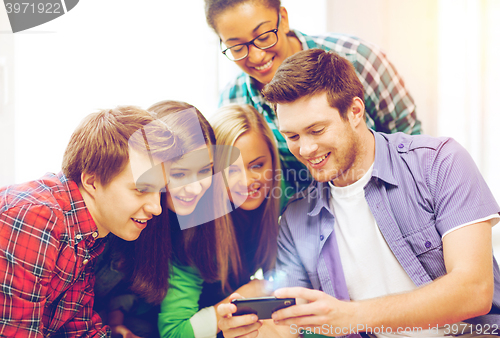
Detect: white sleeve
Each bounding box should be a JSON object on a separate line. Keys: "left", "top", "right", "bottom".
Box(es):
{"left": 189, "top": 305, "right": 218, "bottom": 338}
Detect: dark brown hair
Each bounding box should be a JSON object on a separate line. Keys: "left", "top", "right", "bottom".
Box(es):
{"left": 62, "top": 106, "right": 176, "bottom": 186}
{"left": 205, "top": 0, "right": 281, "bottom": 32}
{"left": 262, "top": 48, "right": 365, "bottom": 120}
{"left": 128, "top": 100, "right": 241, "bottom": 304}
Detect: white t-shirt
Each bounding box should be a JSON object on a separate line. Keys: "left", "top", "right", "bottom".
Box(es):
{"left": 328, "top": 165, "right": 487, "bottom": 338}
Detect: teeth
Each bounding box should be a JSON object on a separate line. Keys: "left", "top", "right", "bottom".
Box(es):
{"left": 309, "top": 153, "right": 329, "bottom": 165}
{"left": 133, "top": 218, "right": 147, "bottom": 224}
{"left": 177, "top": 196, "right": 195, "bottom": 202}
{"left": 239, "top": 189, "right": 259, "bottom": 196}
{"left": 255, "top": 59, "right": 272, "bottom": 71}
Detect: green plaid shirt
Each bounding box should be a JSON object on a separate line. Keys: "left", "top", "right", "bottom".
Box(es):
{"left": 219, "top": 30, "right": 422, "bottom": 195}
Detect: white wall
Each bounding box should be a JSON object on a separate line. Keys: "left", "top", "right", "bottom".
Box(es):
{"left": 1, "top": 0, "right": 326, "bottom": 185}
{"left": 0, "top": 6, "right": 15, "bottom": 186}
{"left": 1, "top": 0, "right": 500, "bottom": 252}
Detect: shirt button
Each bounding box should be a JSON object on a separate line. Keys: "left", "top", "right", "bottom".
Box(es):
{"left": 75, "top": 234, "right": 82, "bottom": 240}
{"left": 92, "top": 232, "right": 98, "bottom": 238}
{"left": 398, "top": 143, "right": 404, "bottom": 149}
{"left": 425, "top": 241, "right": 431, "bottom": 248}
{"left": 320, "top": 235, "right": 324, "bottom": 241}
{"left": 83, "top": 259, "right": 89, "bottom": 265}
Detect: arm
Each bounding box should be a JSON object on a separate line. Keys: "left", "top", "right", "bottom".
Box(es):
{"left": 216, "top": 209, "right": 310, "bottom": 338}
{"left": 0, "top": 204, "right": 59, "bottom": 337}
{"left": 272, "top": 220, "right": 493, "bottom": 335}
{"left": 158, "top": 263, "right": 272, "bottom": 338}
{"left": 355, "top": 40, "right": 422, "bottom": 135}
{"left": 158, "top": 264, "right": 205, "bottom": 338}
{"left": 0, "top": 204, "right": 108, "bottom": 337}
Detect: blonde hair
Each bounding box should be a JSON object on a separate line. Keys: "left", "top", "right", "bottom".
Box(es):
{"left": 210, "top": 104, "right": 280, "bottom": 272}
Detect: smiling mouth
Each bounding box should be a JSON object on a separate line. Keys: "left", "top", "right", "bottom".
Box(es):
{"left": 235, "top": 187, "right": 260, "bottom": 197}
{"left": 308, "top": 152, "right": 330, "bottom": 165}
{"left": 132, "top": 218, "right": 148, "bottom": 224}
{"left": 254, "top": 58, "right": 273, "bottom": 71}
{"left": 176, "top": 196, "right": 196, "bottom": 202}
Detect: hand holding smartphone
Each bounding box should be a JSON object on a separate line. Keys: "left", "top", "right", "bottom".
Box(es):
{"left": 231, "top": 296, "right": 296, "bottom": 320}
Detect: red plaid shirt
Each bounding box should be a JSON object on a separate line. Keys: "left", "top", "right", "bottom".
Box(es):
{"left": 0, "top": 172, "right": 110, "bottom": 337}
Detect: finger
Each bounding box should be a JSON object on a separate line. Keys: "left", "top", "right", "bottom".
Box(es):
{"left": 273, "top": 299, "right": 328, "bottom": 321}
{"left": 218, "top": 302, "right": 238, "bottom": 318}
{"left": 274, "top": 287, "right": 323, "bottom": 301}
{"left": 219, "top": 314, "right": 259, "bottom": 331}
{"left": 221, "top": 319, "right": 262, "bottom": 338}
{"left": 273, "top": 314, "right": 327, "bottom": 327}
{"left": 229, "top": 292, "right": 244, "bottom": 302}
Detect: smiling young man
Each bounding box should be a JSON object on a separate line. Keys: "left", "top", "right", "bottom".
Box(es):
{"left": 217, "top": 49, "right": 500, "bottom": 338}
{"left": 0, "top": 106, "right": 177, "bottom": 337}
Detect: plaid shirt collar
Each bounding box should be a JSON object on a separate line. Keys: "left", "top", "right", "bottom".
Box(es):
{"left": 55, "top": 172, "right": 101, "bottom": 245}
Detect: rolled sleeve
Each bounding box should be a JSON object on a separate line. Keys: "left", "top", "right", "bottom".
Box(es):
{"left": 429, "top": 138, "right": 500, "bottom": 235}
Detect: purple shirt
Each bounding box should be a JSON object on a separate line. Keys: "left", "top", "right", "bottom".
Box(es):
{"left": 276, "top": 131, "right": 500, "bottom": 331}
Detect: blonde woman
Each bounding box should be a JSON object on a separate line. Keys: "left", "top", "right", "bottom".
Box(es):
{"left": 156, "top": 103, "right": 282, "bottom": 338}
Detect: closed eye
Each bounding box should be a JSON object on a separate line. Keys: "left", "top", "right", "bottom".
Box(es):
{"left": 199, "top": 168, "right": 212, "bottom": 175}
{"left": 250, "top": 163, "right": 263, "bottom": 170}
{"left": 311, "top": 128, "right": 325, "bottom": 135}
{"left": 170, "top": 172, "right": 184, "bottom": 179}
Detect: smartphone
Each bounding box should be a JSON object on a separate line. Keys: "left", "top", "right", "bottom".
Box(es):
{"left": 232, "top": 296, "right": 296, "bottom": 320}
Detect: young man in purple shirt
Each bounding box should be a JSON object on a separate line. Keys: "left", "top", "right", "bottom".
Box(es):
{"left": 217, "top": 49, "right": 500, "bottom": 338}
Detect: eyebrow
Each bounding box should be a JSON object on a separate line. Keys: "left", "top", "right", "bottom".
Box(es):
{"left": 249, "top": 156, "right": 265, "bottom": 165}
{"left": 280, "top": 121, "right": 327, "bottom": 134}
{"left": 225, "top": 20, "right": 273, "bottom": 43}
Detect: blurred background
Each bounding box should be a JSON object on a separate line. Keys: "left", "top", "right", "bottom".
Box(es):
{"left": 1, "top": 0, "right": 499, "bottom": 252}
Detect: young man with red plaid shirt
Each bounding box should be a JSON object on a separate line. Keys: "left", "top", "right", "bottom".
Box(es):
{"left": 0, "top": 106, "right": 177, "bottom": 337}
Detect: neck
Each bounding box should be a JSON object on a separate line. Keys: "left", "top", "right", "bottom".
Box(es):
{"left": 332, "top": 128, "right": 375, "bottom": 187}
{"left": 78, "top": 185, "right": 108, "bottom": 238}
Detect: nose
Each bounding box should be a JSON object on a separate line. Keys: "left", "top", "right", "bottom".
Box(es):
{"left": 299, "top": 137, "right": 319, "bottom": 158}
{"left": 247, "top": 44, "right": 266, "bottom": 64}
{"left": 145, "top": 192, "right": 162, "bottom": 216}
{"left": 184, "top": 180, "right": 203, "bottom": 195}
{"left": 244, "top": 168, "right": 259, "bottom": 187}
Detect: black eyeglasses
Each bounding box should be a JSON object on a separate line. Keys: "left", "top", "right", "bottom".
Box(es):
{"left": 221, "top": 14, "right": 281, "bottom": 62}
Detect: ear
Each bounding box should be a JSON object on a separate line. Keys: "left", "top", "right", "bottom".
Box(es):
{"left": 348, "top": 97, "right": 366, "bottom": 128}
{"left": 80, "top": 172, "right": 98, "bottom": 198}
{"left": 279, "top": 6, "right": 291, "bottom": 34}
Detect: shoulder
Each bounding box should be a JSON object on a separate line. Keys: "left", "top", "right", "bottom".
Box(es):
{"left": 380, "top": 132, "right": 444, "bottom": 150}
{"left": 375, "top": 132, "right": 473, "bottom": 184}
{"left": 170, "top": 262, "right": 204, "bottom": 283}
{"left": 0, "top": 173, "right": 70, "bottom": 235}
{"left": 381, "top": 132, "right": 460, "bottom": 159}
{"left": 219, "top": 72, "right": 253, "bottom": 105}
{"left": 298, "top": 30, "right": 381, "bottom": 58}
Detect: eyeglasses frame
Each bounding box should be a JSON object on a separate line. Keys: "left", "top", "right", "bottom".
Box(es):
{"left": 220, "top": 13, "right": 282, "bottom": 62}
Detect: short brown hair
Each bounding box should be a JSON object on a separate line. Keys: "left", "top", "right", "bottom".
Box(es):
{"left": 62, "top": 105, "right": 177, "bottom": 186}
{"left": 261, "top": 48, "right": 364, "bottom": 120}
